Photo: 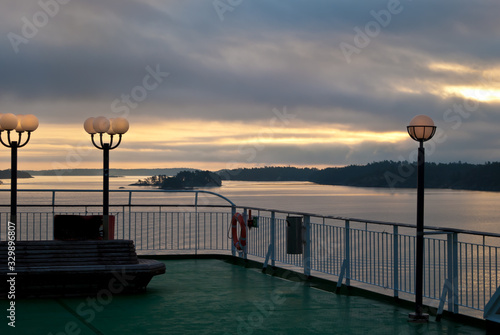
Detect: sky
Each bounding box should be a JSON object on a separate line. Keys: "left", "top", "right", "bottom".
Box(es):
{"left": 1, "top": 0, "right": 500, "bottom": 171}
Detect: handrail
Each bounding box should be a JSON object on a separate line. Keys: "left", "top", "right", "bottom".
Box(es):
{"left": 0, "top": 188, "right": 498, "bottom": 238}
{"left": 0, "top": 188, "right": 236, "bottom": 207}
{"left": 0, "top": 204, "right": 234, "bottom": 208}
{"left": 235, "top": 205, "right": 500, "bottom": 239}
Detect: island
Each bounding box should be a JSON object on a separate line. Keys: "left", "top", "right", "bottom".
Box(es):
{"left": 131, "top": 170, "right": 222, "bottom": 189}
{"left": 0, "top": 169, "right": 33, "bottom": 179}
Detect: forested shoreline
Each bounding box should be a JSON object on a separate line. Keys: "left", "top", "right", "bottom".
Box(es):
{"left": 217, "top": 161, "right": 500, "bottom": 191}
{"left": 20, "top": 161, "right": 500, "bottom": 192}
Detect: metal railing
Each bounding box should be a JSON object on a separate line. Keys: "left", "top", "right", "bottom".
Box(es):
{"left": 0, "top": 189, "right": 499, "bottom": 319}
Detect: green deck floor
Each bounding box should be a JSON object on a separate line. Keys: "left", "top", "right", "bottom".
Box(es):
{"left": 1, "top": 259, "right": 491, "bottom": 334}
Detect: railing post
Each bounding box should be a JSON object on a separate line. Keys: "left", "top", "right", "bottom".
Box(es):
{"left": 231, "top": 206, "right": 236, "bottom": 256}
{"left": 452, "top": 232, "right": 459, "bottom": 314}
{"left": 271, "top": 211, "right": 276, "bottom": 268}
{"left": 195, "top": 192, "right": 199, "bottom": 255}
{"left": 243, "top": 208, "right": 248, "bottom": 259}
{"left": 393, "top": 225, "right": 399, "bottom": 298}
{"left": 52, "top": 191, "right": 56, "bottom": 239}
{"left": 303, "top": 215, "right": 311, "bottom": 277}
{"left": 119, "top": 205, "right": 125, "bottom": 240}
{"left": 128, "top": 203, "right": 132, "bottom": 241}
{"left": 439, "top": 232, "right": 460, "bottom": 320}
{"left": 345, "top": 220, "right": 350, "bottom": 287}
{"left": 446, "top": 233, "right": 453, "bottom": 313}
{"left": 337, "top": 219, "right": 351, "bottom": 292}
{"left": 263, "top": 210, "right": 276, "bottom": 271}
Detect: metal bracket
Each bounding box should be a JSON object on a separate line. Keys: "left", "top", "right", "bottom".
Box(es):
{"left": 336, "top": 259, "right": 349, "bottom": 293}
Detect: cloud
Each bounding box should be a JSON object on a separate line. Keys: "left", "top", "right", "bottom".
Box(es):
{"left": 0, "top": 0, "right": 499, "bottom": 169}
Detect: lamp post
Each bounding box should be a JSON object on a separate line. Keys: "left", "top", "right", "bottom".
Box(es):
{"left": 407, "top": 114, "right": 436, "bottom": 322}
{"left": 0, "top": 113, "right": 39, "bottom": 241}
{"left": 84, "top": 116, "right": 129, "bottom": 240}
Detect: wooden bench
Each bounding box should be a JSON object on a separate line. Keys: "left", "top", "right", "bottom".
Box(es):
{"left": 0, "top": 240, "right": 165, "bottom": 297}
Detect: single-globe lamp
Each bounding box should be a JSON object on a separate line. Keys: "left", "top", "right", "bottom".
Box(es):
{"left": 93, "top": 116, "right": 110, "bottom": 133}
{"left": 111, "top": 117, "right": 129, "bottom": 134}
{"left": 407, "top": 115, "right": 436, "bottom": 142}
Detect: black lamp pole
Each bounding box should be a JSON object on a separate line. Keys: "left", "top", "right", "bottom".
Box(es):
{"left": 415, "top": 140, "right": 425, "bottom": 318}
{"left": 103, "top": 143, "right": 109, "bottom": 238}
{"left": 90, "top": 133, "right": 122, "bottom": 240}
{"left": 407, "top": 115, "right": 436, "bottom": 323}
{"left": 10, "top": 142, "right": 18, "bottom": 239}
{"left": 85, "top": 116, "right": 128, "bottom": 240}
{"left": 0, "top": 116, "right": 38, "bottom": 241}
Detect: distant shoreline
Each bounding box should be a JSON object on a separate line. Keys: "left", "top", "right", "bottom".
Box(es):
{"left": 18, "top": 161, "right": 500, "bottom": 193}
{"left": 26, "top": 168, "right": 197, "bottom": 177}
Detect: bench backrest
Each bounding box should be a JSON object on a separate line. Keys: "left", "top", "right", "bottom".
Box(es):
{"left": 0, "top": 240, "right": 139, "bottom": 268}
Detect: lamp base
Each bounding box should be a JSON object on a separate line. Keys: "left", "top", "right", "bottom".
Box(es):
{"left": 408, "top": 312, "right": 429, "bottom": 323}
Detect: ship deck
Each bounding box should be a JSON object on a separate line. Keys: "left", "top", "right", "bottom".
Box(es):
{"left": 5, "top": 258, "right": 490, "bottom": 335}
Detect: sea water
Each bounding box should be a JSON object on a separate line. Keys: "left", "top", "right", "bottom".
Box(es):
{"left": 1, "top": 175, "right": 499, "bottom": 234}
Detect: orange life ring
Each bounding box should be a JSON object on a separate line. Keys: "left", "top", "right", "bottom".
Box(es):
{"left": 231, "top": 213, "right": 247, "bottom": 250}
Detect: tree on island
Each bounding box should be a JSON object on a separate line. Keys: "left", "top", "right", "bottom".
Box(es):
{"left": 133, "top": 170, "right": 222, "bottom": 189}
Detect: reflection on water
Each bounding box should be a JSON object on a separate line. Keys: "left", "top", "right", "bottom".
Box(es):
{"left": 1, "top": 176, "right": 500, "bottom": 234}
{"left": 10, "top": 175, "right": 148, "bottom": 190}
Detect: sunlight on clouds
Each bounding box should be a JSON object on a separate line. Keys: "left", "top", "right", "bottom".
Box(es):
{"left": 127, "top": 120, "right": 407, "bottom": 148}
{"left": 0, "top": 120, "right": 407, "bottom": 170}
{"left": 0, "top": 124, "right": 99, "bottom": 169}
{"left": 219, "top": 128, "right": 407, "bottom": 146}
{"left": 428, "top": 62, "right": 477, "bottom": 74}
{"left": 126, "top": 120, "right": 248, "bottom": 146}
{"left": 395, "top": 86, "right": 421, "bottom": 94}
{"left": 395, "top": 62, "right": 482, "bottom": 96}
{"left": 483, "top": 68, "right": 500, "bottom": 81}
{"left": 426, "top": 62, "right": 500, "bottom": 102}
{"left": 444, "top": 86, "right": 500, "bottom": 102}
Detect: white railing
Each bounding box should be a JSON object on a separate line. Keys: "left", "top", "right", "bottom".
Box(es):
{"left": 0, "top": 189, "right": 499, "bottom": 319}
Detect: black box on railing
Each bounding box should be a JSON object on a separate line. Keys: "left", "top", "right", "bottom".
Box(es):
{"left": 54, "top": 215, "right": 115, "bottom": 240}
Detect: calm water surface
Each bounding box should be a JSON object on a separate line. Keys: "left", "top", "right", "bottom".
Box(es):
{"left": 3, "top": 176, "right": 500, "bottom": 234}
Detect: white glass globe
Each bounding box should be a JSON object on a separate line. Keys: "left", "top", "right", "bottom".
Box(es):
{"left": 106, "top": 118, "right": 117, "bottom": 135}
{"left": 21, "top": 114, "right": 39, "bottom": 132}
{"left": 93, "top": 116, "right": 110, "bottom": 133}
{"left": 0, "top": 113, "right": 19, "bottom": 131}
{"left": 84, "top": 117, "right": 96, "bottom": 134}
{"left": 111, "top": 117, "right": 129, "bottom": 134}
{"left": 15, "top": 114, "right": 25, "bottom": 132}
{"left": 408, "top": 115, "right": 436, "bottom": 141}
